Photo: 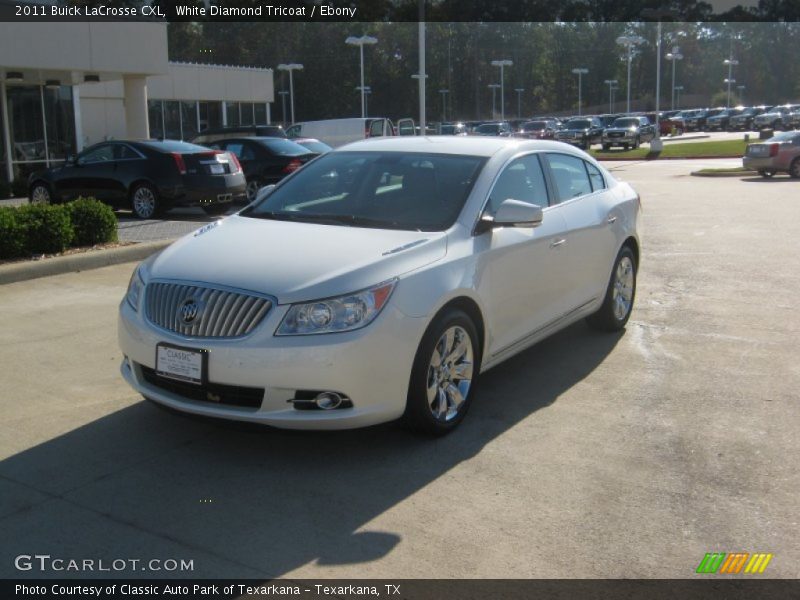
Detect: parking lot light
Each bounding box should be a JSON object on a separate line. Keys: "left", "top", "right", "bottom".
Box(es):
{"left": 346, "top": 35, "right": 378, "bottom": 118}
{"left": 604, "top": 80, "right": 618, "bottom": 114}
{"left": 571, "top": 68, "right": 588, "bottom": 116}
{"left": 276, "top": 63, "right": 303, "bottom": 125}
{"left": 724, "top": 58, "right": 739, "bottom": 108}
{"left": 488, "top": 84, "right": 500, "bottom": 120}
{"left": 665, "top": 48, "right": 684, "bottom": 111}
{"left": 616, "top": 35, "right": 644, "bottom": 113}
{"left": 490, "top": 59, "right": 513, "bottom": 122}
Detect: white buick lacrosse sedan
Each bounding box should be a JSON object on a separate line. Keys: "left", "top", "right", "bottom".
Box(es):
{"left": 119, "top": 137, "right": 640, "bottom": 434}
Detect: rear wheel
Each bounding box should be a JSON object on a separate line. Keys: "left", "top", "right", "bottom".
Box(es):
{"left": 587, "top": 245, "right": 637, "bottom": 332}
{"left": 29, "top": 182, "right": 51, "bottom": 204}
{"left": 789, "top": 158, "right": 800, "bottom": 179}
{"left": 130, "top": 183, "right": 160, "bottom": 219}
{"left": 758, "top": 169, "right": 776, "bottom": 178}
{"left": 245, "top": 178, "right": 262, "bottom": 202}
{"left": 403, "top": 309, "right": 481, "bottom": 435}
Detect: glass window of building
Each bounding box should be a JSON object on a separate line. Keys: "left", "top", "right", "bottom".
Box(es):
{"left": 181, "top": 101, "right": 198, "bottom": 141}
{"left": 164, "top": 101, "right": 181, "bottom": 140}
{"left": 226, "top": 102, "right": 240, "bottom": 127}
{"left": 6, "top": 86, "right": 46, "bottom": 163}
{"left": 240, "top": 102, "right": 254, "bottom": 126}
{"left": 148, "top": 100, "right": 164, "bottom": 139}
{"left": 254, "top": 103, "right": 267, "bottom": 125}
{"left": 198, "top": 101, "right": 222, "bottom": 131}
{"left": 42, "top": 86, "right": 76, "bottom": 160}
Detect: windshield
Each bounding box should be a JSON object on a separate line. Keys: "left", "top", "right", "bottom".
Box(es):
{"left": 566, "top": 119, "right": 591, "bottom": 129}
{"left": 255, "top": 138, "right": 313, "bottom": 156}
{"left": 296, "top": 140, "right": 332, "bottom": 154}
{"left": 768, "top": 132, "right": 799, "bottom": 142}
{"left": 611, "top": 118, "right": 639, "bottom": 128}
{"left": 241, "top": 151, "right": 486, "bottom": 232}
{"left": 523, "top": 121, "right": 547, "bottom": 131}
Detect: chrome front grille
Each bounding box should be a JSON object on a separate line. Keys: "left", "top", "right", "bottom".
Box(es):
{"left": 145, "top": 281, "right": 272, "bottom": 338}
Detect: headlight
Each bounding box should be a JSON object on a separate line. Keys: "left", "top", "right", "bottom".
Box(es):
{"left": 276, "top": 279, "right": 396, "bottom": 336}
{"left": 125, "top": 264, "right": 147, "bottom": 311}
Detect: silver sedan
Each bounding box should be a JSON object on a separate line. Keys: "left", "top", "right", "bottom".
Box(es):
{"left": 119, "top": 137, "right": 641, "bottom": 434}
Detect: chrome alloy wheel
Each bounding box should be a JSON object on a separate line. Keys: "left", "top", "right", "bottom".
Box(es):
{"left": 426, "top": 325, "right": 474, "bottom": 421}
{"left": 612, "top": 255, "right": 635, "bottom": 321}
{"left": 246, "top": 180, "right": 260, "bottom": 201}
{"left": 132, "top": 186, "right": 156, "bottom": 219}
{"left": 30, "top": 185, "right": 50, "bottom": 204}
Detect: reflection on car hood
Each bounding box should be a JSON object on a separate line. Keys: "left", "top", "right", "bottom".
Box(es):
{"left": 148, "top": 215, "right": 448, "bottom": 304}
{"left": 604, "top": 127, "right": 637, "bottom": 133}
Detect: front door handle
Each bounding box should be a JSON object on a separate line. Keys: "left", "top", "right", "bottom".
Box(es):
{"left": 607, "top": 215, "right": 618, "bottom": 224}
{"left": 550, "top": 238, "right": 566, "bottom": 248}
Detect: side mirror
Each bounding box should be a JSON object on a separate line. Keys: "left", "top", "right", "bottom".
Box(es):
{"left": 477, "top": 199, "right": 543, "bottom": 234}
{"left": 254, "top": 184, "right": 276, "bottom": 203}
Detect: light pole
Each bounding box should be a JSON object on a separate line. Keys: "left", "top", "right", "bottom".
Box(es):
{"left": 490, "top": 59, "right": 513, "bottom": 122}
{"left": 604, "top": 80, "right": 618, "bottom": 114}
{"left": 345, "top": 35, "right": 378, "bottom": 118}
{"left": 277, "top": 90, "right": 289, "bottom": 125}
{"left": 737, "top": 84, "right": 746, "bottom": 105}
{"left": 438, "top": 89, "right": 449, "bottom": 121}
{"left": 514, "top": 88, "right": 524, "bottom": 118}
{"left": 488, "top": 84, "right": 500, "bottom": 120}
{"left": 724, "top": 58, "right": 739, "bottom": 108}
{"left": 665, "top": 48, "right": 683, "bottom": 111}
{"left": 356, "top": 86, "right": 372, "bottom": 117}
{"left": 276, "top": 63, "right": 303, "bottom": 124}
{"left": 616, "top": 35, "right": 644, "bottom": 113}
{"left": 674, "top": 85, "right": 684, "bottom": 109}
{"left": 571, "top": 68, "right": 588, "bottom": 116}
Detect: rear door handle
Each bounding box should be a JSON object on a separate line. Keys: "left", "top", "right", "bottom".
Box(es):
{"left": 550, "top": 238, "right": 566, "bottom": 248}
{"left": 607, "top": 215, "right": 617, "bottom": 224}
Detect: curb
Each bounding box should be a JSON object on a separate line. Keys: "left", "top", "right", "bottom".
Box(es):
{"left": 0, "top": 239, "right": 174, "bottom": 285}
{"left": 690, "top": 170, "right": 757, "bottom": 177}
{"left": 596, "top": 155, "right": 743, "bottom": 161}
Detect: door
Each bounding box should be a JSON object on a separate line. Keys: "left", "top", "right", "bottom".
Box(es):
{"left": 543, "top": 153, "right": 618, "bottom": 309}
{"left": 56, "top": 143, "right": 117, "bottom": 202}
{"left": 474, "top": 153, "right": 571, "bottom": 357}
{"left": 397, "top": 118, "right": 416, "bottom": 136}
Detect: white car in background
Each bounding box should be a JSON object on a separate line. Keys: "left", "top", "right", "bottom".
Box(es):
{"left": 119, "top": 137, "right": 641, "bottom": 434}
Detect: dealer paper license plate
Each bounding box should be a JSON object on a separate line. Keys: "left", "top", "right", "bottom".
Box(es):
{"left": 156, "top": 344, "right": 205, "bottom": 384}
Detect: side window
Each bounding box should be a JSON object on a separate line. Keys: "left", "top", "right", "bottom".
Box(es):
{"left": 239, "top": 143, "right": 257, "bottom": 161}
{"left": 585, "top": 161, "right": 606, "bottom": 192}
{"left": 547, "top": 153, "right": 593, "bottom": 203}
{"left": 285, "top": 125, "right": 301, "bottom": 138}
{"left": 488, "top": 154, "right": 549, "bottom": 213}
{"left": 225, "top": 142, "right": 250, "bottom": 160}
{"left": 115, "top": 145, "right": 142, "bottom": 160}
{"left": 80, "top": 144, "right": 114, "bottom": 164}
{"left": 369, "top": 119, "right": 385, "bottom": 138}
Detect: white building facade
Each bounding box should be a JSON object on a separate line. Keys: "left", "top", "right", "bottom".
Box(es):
{"left": 0, "top": 20, "right": 274, "bottom": 185}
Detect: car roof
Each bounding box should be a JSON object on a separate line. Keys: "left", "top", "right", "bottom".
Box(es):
{"left": 337, "top": 136, "right": 586, "bottom": 158}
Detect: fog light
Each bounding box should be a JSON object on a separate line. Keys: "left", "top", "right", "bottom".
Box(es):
{"left": 315, "top": 392, "right": 343, "bottom": 410}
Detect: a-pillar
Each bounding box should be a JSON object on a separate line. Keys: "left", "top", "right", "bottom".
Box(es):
{"left": 123, "top": 75, "right": 150, "bottom": 139}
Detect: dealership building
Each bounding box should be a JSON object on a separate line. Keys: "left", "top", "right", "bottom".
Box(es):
{"left": 0, "top": 19, "right": 275, "bottom": 186}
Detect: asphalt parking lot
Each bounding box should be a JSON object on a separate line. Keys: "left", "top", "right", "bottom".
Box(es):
{"left": 0, "top": 160, "right": 798, "bottom": 579}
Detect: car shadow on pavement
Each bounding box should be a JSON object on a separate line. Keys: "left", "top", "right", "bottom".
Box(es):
{"left": 740, "top": 176, "right": 798, "bottom": 183}
{"left": 0, "top": 322, "right": 622, "bottom": 579}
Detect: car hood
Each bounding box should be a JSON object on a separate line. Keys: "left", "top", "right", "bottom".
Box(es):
{"left": 147, "top": 215, "right": 448, "bottom": 304}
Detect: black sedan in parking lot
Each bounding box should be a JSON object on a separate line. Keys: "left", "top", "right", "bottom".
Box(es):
{"left": 209, "top": 137, "right": 318, "bottom": 201}
{"left": 28, "top": 140, "right": 247, "bottom": 219}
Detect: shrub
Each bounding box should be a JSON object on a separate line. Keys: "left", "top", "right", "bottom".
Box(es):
{"left": 11, "top": 178, "right": 28, "bottom": 199}
{"left": 68, "top": 197, "right": 118, "bottom": 246}
{"left": 16, "top": 203, "right": 73, "bottom": 254}
{"left": 0, "top": 207, "right": 25, "bottom": 259}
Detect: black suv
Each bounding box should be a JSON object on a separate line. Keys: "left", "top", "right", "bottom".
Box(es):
{"left": 554, "top": 117, "right": 604, "bottom": 149}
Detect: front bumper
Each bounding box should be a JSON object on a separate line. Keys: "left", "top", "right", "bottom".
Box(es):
{"left": 118, "top": 296, "right": 428, "bottom": 429}
{"left": 602, "top": 135, "right": 635, "bottom": 146}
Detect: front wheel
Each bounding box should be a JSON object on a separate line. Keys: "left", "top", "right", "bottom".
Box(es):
{"left": 403, "top": 309, "right": 481, "bottom": 435}
{"left": 789, "top": 158, "right": 800, "bottom": 179}
{"left": 130, "top": 183, "right": 160, "bottom": 219}
{"left": 29, "top": 182, "right": 51, "bottom": 204}
{"left": 587, "top": 245, "right": 637, "bottom": 332}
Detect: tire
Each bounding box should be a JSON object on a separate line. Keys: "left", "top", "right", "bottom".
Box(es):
{"left": 789, "top": 158, "right": 800, "bottom": 179}
{"left": 758, "top": 169, "right": 776, "bottom": 178}
{"left": 202, "top": 203, "right": 231, "bottom": 217}
{"left": 586, "top": 245, "right": 637, "bottom": 332}
{"left": 632, "top": 136, "right": 640, "bottom": 149}
{"left": 29, "top": 182, "right": 51, "bottom": 204}
{"left": 130, "top": 183, "right": 160, "bottom": 219}
{"left": 602, "top": 144, "right": 610, "bottom": 151}
{"left": 245, "top": 178, "right": 262, "bottom": 202}
{"left": 403, "top": 309, "right": 481, "bottom": 435}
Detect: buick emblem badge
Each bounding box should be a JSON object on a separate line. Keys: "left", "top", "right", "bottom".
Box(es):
{"left": 179, "top": 298, "right": 202, "bottom": 324}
